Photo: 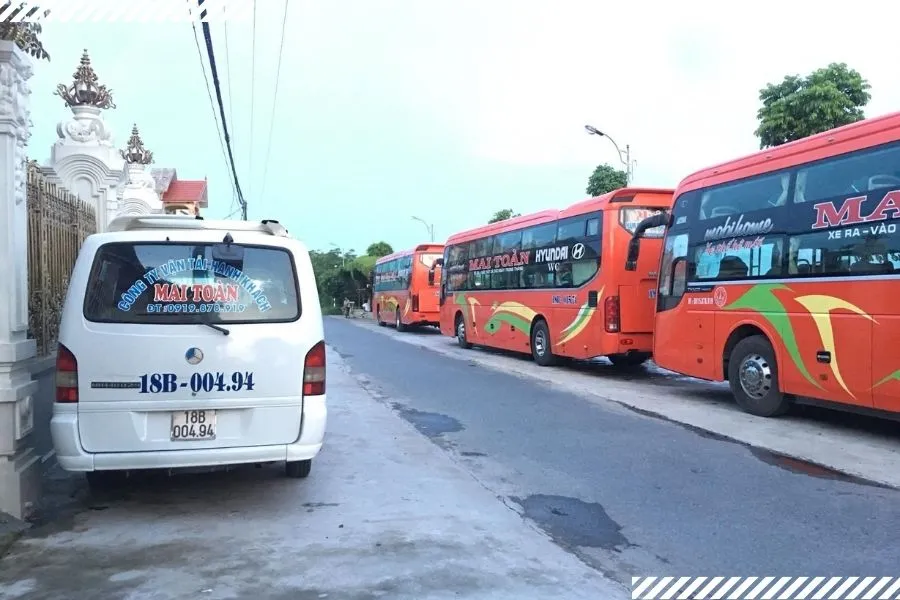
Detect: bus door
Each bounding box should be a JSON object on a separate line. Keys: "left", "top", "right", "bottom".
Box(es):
{"left": 416, "top": 252, "right": 443, "bottom": 314}
{"left": 617, "top": 207, "right": 666, "bottom": 333}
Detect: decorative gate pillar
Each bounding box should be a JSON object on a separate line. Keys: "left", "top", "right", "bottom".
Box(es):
{"left": 0, "top": 40, "right": 40, "bottom": 520}
{"left": 45, "top": 49, "right": 123, "bottom": 231}
{"left": 118, "top": 124, "right": 163, "bottom": 216}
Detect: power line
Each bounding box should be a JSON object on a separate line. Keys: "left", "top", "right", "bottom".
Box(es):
{"left": 248, "top": 0, "right": 257, "bottom": 212}
{"left": 198, "top": 7, "right": 247, "bottom": 219}
{"left": 188, "top": 3, "right": 234, "bottom": 201}
{"left": 258, "top": 0, "right": 290, "bottom": 208}
{"left": 224, "top": 20, "right": 235, "bottom": 157}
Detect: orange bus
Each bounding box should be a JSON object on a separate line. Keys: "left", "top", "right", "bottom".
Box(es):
{"left": 436, "top": 188, "right": 674, "bottom": 366}
{"left": 627, "top": 111, "right": 900, "bottom": 418}
{"left": 373, "top": 244, "right": 444, "bottom": 331}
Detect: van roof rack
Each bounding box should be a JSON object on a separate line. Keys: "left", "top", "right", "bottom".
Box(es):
{"left": 107, "top": 215, "right": 290, "bottom": 237}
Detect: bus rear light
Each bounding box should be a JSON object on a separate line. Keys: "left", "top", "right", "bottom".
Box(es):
{"left": 303, "top": 341, "right": 326, "bottom": 396}
{"left": 604, "top": 296, "right": 620, "bottom": 333}
{"left": 56, "top": 343, "right": 79, "bottom": 403}
{"left": 412, "top": 294, "right": 419, "bottom": 312}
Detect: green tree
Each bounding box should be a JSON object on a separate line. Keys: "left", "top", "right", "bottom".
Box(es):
{"left": 366, "top": 241, "right": 393, "bottom": 257}
{"left": 488, "top": 209, "right": 520, "bottom": 224}
{"left": 586, "top": 164, "right": 627, "bottom": 197}
{"left": 0, "top": 2, "right": 50, "bottom": 60}
{"left": 755, "top": 62, "right": 871, "bottom": 149}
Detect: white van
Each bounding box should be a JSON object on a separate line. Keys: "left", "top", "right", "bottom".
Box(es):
{"left": 50, "top": 215, "right": 327, "bottom": 485}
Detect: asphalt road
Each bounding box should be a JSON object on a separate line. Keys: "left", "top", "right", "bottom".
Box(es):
{"left": 325, "top": 318, "right": 900, "bottom": 581}
{"left": 2, "top": 348, "right": 623, "bottom": 600}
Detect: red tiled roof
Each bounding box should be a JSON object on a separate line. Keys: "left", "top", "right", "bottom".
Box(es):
{"left": 161, "top": 180, "right": 208, "bottom": 208}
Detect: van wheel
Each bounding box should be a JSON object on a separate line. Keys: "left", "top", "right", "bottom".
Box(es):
{"left": 530, "top": 319, "right": 557, "bottom": 366}
{"left": 286, "top": 459, "right": 312, "bottom": 478}
{"left": 609, "top": 354, "right": 649, "bottom": 368}
{"left": 727, "top": 335, "right": 789, "bottom": 417}
{"left": 455, "top": 314, "right": 472, "bottom": 349}
{"left": 395, "top": 309, "right": 406, "bottom": 332}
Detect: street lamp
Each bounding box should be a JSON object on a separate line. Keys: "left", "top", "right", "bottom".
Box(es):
{"left": 584, "top": 124, "right": 635, "bottom": 185}
{"left": 411, "top": 216, "right": 435, "bottom": 242}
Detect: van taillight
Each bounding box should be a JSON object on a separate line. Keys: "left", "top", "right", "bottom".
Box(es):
{"left": 56, "top": 343, "right": 79, "bottom": 403}
{"left": 303, "top": 341, "right": 326, "bottom": 396}
{"left": 411, "top": 294, "right": 419, "bottom": 312}
{"left": 604, "top": 296, "right": 620, "bottom": 333}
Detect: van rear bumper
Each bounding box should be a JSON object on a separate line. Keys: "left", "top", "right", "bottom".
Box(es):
{"left": 50, "top": 396, "right": 327, "bottom": 472}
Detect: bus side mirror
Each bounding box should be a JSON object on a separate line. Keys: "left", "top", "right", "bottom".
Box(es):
{"left": 428, "top": 258, "right": 444, "bottom": 286}
{"left": 625, "top": 238, "right": 640, "bottom": 271}
{"left": 625, "top": 211, "right": 669, "bottom": 271}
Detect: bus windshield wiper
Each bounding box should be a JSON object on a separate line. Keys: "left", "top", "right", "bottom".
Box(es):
{"left": 200, "top": 321, "right": 230, "bottom": 336}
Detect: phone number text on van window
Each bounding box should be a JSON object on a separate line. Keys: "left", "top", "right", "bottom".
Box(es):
{"left": 139, "top": 371, "right": 256, "bottom": 394}
{"left": 145, "top": 303, "right": 248, "bottom": 314}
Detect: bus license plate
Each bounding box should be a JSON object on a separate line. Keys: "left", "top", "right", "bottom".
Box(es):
{"left": 170, "top": 410, "right": 217, "bottom": 441}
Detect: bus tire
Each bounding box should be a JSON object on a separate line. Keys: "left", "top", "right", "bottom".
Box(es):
{"left": 727, "top": 335, "right": 789, "bottom": 417}
{"left": 455, "top": 313, "right": 472, "bottom": 349}
{"left": 530, "top": 319, "right": 557, "bottom": 366}
{"left": 395, "top": 309, "right": 406, "bottom": 332}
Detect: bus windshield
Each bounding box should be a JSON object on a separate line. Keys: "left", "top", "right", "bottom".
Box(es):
{"left": 620, "top": 207, "right": 666, "bottom": 237}
{"left": 419, "top": 253, "right": 442, "bottom": 268}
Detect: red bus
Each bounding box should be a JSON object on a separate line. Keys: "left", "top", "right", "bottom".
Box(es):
{"left": 436, "top": 188, "right": 674, "bottom": 366}
{"left": 373, "top": 244, "right": 444, "bottom": 331}
{"left": 627, "top": 111, "right": 900, "bottom": 418}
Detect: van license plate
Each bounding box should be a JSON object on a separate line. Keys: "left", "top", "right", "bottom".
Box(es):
{"left": 170, "top": 410, "right": 217, "bottom": 441}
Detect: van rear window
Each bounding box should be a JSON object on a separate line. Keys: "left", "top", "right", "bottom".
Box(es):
{"left": 83, "top": 242, "right": 300, "bottom": 324}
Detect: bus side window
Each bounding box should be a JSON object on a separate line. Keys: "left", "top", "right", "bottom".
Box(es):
{"left": 557, "top": 218, "right": 586, "bottom": 242}
{"left": 794, "top": 142, "right": 900, "bottom": 204}
{"left": 790, "top": 227, "right": 900, "bottom": 278}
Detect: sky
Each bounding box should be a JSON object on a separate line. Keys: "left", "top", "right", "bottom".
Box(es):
{"left": 28, "top": 0, "right": 900, "bottom": 255}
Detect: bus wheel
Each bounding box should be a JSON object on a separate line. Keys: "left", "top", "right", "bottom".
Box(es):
{"left": 395, "top": 309, "right": 406, "bottom": 332}
{"left": 530, "top": 320, "right": 557, "bottom": 366}
{"left": 727, "top": 335, "right": 789, "bottom": 417}
{"left": 455, "top": 314, "right": 472, "bottom": 349}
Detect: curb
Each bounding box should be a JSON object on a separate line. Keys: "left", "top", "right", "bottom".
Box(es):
{"left": 0, "top": 514, "right": 28, "bottom": 558}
